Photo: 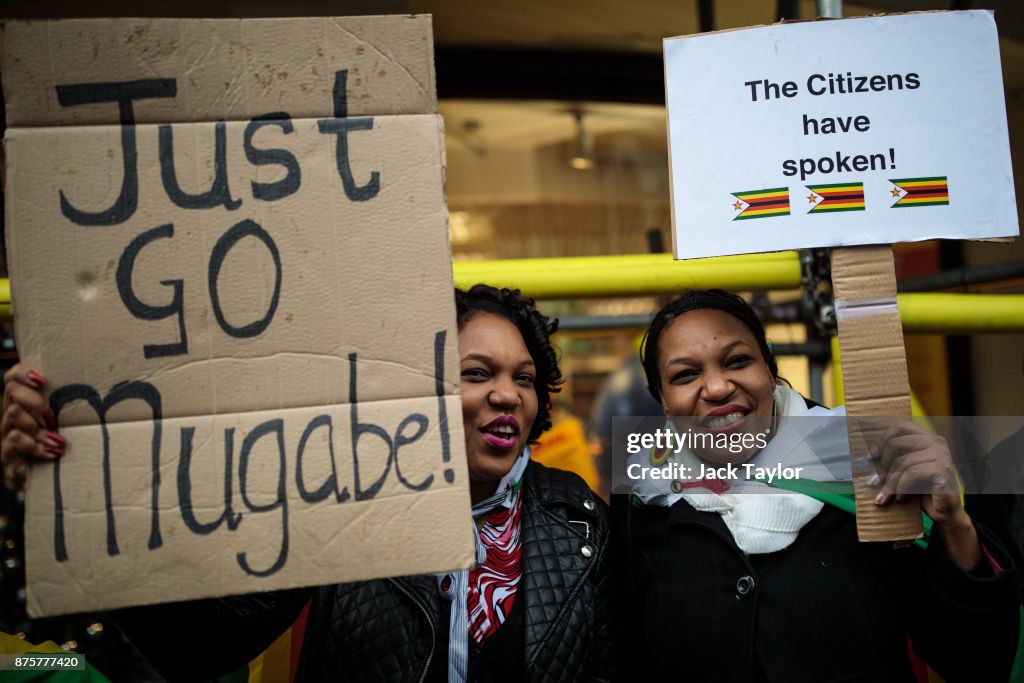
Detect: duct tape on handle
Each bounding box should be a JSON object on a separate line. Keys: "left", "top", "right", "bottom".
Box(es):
{"left": 834, "top": 296, "right": 899, "bottom": 324}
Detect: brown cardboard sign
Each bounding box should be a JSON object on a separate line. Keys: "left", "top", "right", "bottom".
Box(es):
{"left": 2, "top": 16, "right": 474, "bottom": 617}
{"left": 832, "top": 246, "right": 922, "bottom": 541}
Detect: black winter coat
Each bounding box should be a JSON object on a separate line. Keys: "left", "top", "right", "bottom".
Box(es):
{"left": 120, "top": 461, "right": 612, "bottom": 682}
{"left": 613, "top": 497, "right": 1019, "bottom": 683}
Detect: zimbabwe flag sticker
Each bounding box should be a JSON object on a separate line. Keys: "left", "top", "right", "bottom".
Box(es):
{"left": 731, "top": 187, "right": 790, "bottom": 220}
{"left": 890, "top": 176, "right": 949, "bottom": 208}
{"left": 805, "top": 182, "right": 865, "bottom": 214}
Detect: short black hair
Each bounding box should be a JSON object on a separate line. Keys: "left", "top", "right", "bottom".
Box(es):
{"left": 455, "top": 284, "right": 563, "bottom": 442}
{"left": 640, "top": 289, "right": 778, "bottom": 403}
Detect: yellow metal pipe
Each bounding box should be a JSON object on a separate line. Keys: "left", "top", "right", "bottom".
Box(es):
{"left": 454, "top": 252, "right": 803, "bottom": 298}
{"left": 456, "top": 251, "right": 798, "bottom": 275}
{"left": 898, "top": 293, "right": 1024, "bottom": 333}
{"left": 456, "top": 254, "right": 1024, "bottom": 330}
{"left": 830, "top": 335, "right": 844, "bottom": 407}
{"left": 0, "top": 275, "right": 1020, "bottom": 331}
{"left": 0, "top": 279, "right": 9, "bottom": 323}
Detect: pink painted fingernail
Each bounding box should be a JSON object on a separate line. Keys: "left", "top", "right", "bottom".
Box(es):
{"left": 867, "top": 473, "right": 880, "bottom": 487}
{"left": 43, "top": 445, "right": 64, "bottom": 457}
{"left": 874, "top": 492, "right": 886, "bottom": 505}
{"left": 43, "top": 411, "right": 58, "bottom": 431}
{"left": 44, "top": 432, "right": 66, "bottom": 447}
{"left": 26, "top": 371, "right": 46, "bottom": 387}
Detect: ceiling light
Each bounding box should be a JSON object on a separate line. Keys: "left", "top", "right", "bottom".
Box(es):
{"left": 570, "top": 109, "right": 594, "bottom": 171}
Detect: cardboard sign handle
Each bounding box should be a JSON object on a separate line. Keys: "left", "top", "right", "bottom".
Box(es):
{"left": 831, "top": 245, "right": 923, "bottom": 542}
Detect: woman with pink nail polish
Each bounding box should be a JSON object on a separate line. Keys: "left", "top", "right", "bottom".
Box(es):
{"left": 1, "top": 366, "right": 65, "bottom": 489}
{"left": 614, "top": 289, "right": 1018, "bottom": 683}
{"left": 1, "top": 284, "right": 612, "bottom": 683}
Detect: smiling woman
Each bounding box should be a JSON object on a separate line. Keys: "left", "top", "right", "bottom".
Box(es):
{"left": 641, "top": 289, "right": 779, "bottom": 465}
{"left": 457, "top": 312, "right": 540, "bottom": 503}
{"left": 615, "top": 288, "right": 1020, "bottom": 683}
{"left": 654, "top": 307, "right": 776, "bottom": 463}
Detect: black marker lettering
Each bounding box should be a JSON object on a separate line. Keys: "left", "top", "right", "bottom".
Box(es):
{"left": 245, "top": 114, "right": 302, "bottom": 202}
{"left": 159, "top": 121, "right": 242, "bottom": 211}
{"left": 434, "top": 330, "right": 455, "bottom": 484}
{"left": 317, "top": 71, "right": 380, "bottom": 201}
{"left": 48, "top": 381, "right": 163, "bottom": 560}
{"left": 208, "top": 219, "right": 282, "bottom": 338}
{"left": 56, "top": 79, "right": 177, "bottom": 226}
{"left": 116, "top": 223, "right": 188, "bottom": 358}
{"left": 237, "top": 419, "right": 288, "bottom": 577}
{"left": 350, "top": 353, "right": 394, "bottom": 500}
{"left": 178, "top": 426, "right": 242, "bottom": 534}
{"left": 394, "top": 414, "right": 432, "bottom": 491}
{"left": 296, "top": 414, "right": 349, "bottom": 503}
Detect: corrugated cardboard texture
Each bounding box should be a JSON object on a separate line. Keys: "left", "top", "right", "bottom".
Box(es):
{"left": 0, "top": 16, "right": 437, "bottom": 125}
{"left": 3, "top": 16, "right": 474, "bottom": 617}
{"left": 6, "top": 115, "right": 453, "bottom": 427}
{"left": 26, "top": 398, "right": 469, "bottom": 615}
{"left": 832, "top": 246, "right": 922, "bottom": 541}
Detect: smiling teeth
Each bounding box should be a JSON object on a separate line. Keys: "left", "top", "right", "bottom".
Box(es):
{"left": 704, "top": 413, "right": 744, "bottom": 429}
{"left": 488, "top": 425, "right": 516, "bottom": 435}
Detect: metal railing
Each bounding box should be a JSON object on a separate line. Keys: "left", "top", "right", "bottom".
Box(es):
{"left": 449, "top": 255, "right": 1024, "bottom": 333}
{"left": 0, "top": 257, "right": 1019, "bottom": 332}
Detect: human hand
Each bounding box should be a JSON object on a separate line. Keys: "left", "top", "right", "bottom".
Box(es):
{"left": 1, "top": 364, "right": 64, "bottom": 490}
{"left": 868, "top": 420, "right": 980, "bottom": 570}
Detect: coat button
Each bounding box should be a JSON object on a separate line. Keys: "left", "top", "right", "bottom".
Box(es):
{"left": 735, "top": 575, "right": 755, "bottom": 599}
{"left": 581, "top": 544, "right": 594, "bottom": 558}
{"left": 583, "top": 498, "right": 595, "bottom": 511}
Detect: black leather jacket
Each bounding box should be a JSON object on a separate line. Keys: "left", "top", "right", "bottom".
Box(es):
{"left": 120, "top": 461, "right": 612, "bottom": 682}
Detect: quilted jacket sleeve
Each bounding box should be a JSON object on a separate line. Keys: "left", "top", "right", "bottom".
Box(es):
{"left": 112, "top": 587, "right": 311, "bottom": 682}
{"left": 521, "top": 461, "right": 615, "bottom": 683}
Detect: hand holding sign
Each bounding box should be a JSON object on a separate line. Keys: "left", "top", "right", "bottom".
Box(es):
{"left": 1, "top": 366, "right": 62, "bottom": 490}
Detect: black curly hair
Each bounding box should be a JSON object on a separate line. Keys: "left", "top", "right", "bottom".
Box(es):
{"left": 455, "top": 284, "right": 563, "bottom": 442}
{"left": 640, "top": 289, "right": 778, "bottom": 403}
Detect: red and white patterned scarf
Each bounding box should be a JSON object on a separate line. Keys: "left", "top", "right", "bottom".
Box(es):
{"left": 439, "top": 450, "right": 530, "bottom": 683}
{"left": 467, "top": 484, "right": 523, "bottom": 644}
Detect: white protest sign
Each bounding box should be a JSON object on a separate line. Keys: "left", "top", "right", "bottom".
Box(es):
{"left": 665, "top": 11, "right": 1019, "bottom": 260}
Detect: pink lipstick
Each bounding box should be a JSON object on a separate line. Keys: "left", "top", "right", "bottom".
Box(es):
{"left": 481, "top": 415, "right": 520, "bottom": 450}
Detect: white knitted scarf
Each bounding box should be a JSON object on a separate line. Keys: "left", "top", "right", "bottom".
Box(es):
{"left": 632, "top": 386, "right": 850, "bottom": 554}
